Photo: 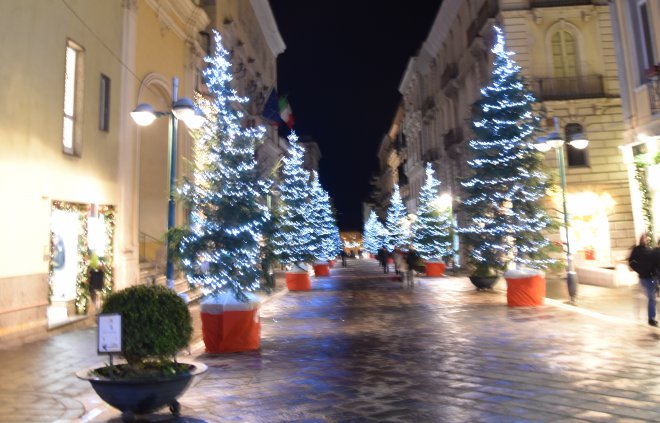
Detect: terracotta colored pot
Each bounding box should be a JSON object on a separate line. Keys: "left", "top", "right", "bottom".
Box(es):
{"left": 200, "top": 294, "right": 261, "bottom": 353}
{"left": 286, "top": 272, "right": 311, "bottom": 291}
{"left": 505, "top": 274, "right": 545, "bottom": 307}
{"left": 425, "top": 262, "right": 446, "bottom": 277}
{"left": 313, "top": 263, "right": 330, "bottom": 277}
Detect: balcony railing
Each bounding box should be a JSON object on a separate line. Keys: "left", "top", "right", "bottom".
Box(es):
{"left": 649, "top": 78, "right": 660, "bottom": 114}
{"left": 467, "top": 0, "right": 499, "bottom": 47}
{"left": 530, "top": 0, "right": 593, "bottom": 7}
{"left": 530, "top": 75, "right": 605, "bottom": 101}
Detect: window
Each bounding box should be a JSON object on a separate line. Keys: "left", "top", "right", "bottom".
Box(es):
{"left": 631, "top": 0, "right": 657, "bottom": 82}
{"left": 565, "top": 123, "right": 588, "bottom": 167}
{"left": 638, "top": 1, "right": 656, "bottom": 70}
{"left": 99, "top": 75, "right": 110, "bottom": 132}
{"left": 63, "top": 40, "right": 84, "bottom": 155}
{"left": 551, "top": 30, "right": 578, "bottom": 78}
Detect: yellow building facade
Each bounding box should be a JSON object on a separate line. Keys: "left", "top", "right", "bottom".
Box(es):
{"left": 0, "top": 0, "right": 284, "bottom": 347}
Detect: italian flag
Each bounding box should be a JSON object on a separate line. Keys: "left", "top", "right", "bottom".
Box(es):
{"left": 279, "top": 96, "right": 295, "bottom": 129}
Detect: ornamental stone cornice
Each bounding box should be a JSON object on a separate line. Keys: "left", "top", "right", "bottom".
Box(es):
{"left": 145, "top": 0, "right": 209, "bottom": 43}
{"left": 250, "top": 0, "right": 286, "bottom": 56}
{"left": 403, "top": 110, "right": 422, "bottom": 142}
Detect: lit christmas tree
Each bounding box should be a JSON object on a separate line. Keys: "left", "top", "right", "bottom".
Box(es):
{"left": 385, "top": 184, "right": 408, "bottom": 252}
{"left": 309, "top": 171, "right": 338, "bottom": 262}
{"left": 362, "top": 210, "right": 381, "bottom": 255}
{"left": 271, "top": 131, "right": 315, "bottom": 269}
{"left": 177, "top": 30, "right": 270, "bottom": 301}
{"left": 461, "top": 26, "right": 554, "bottom": 273}
{"left": 412, "top": 163, "right": 453, "bottom": 261}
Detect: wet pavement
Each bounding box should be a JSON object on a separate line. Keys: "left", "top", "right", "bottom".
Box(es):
{"left": 2, "top": 259, "right": 660, "bottom": 422}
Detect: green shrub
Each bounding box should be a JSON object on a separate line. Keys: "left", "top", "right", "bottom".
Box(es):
{"left": 101, "top": 284, "right": 192, "bottom": 367}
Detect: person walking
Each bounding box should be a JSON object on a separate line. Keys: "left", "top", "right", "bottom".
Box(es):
{"left": 406, "top": 247, "right": 421, "bottom": 287}
{"left": 393, "top": 247, "right": 409, "bottom": 286}
{"left": 629, "top": 233, "right": 658, "bottom": 326}
{"left": 377, "top": 247, "right": 389, "bottom": 273}
{"left": 340, "top": 249, "right": 348, "bottom": 267}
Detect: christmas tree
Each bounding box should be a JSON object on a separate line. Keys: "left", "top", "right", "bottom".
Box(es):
{"left": 461, "top": 26, "right": 553, "bottom": 273}
{"left": 412, "top": 163, "right": 453, "bottom": 261}
{"left": 271, "top": 131, "right": 315, "bottom": 269}
{"left": 309, "top": 171, "right": 338, "bottom": 262}
{"left": 362, "top": 210, "right": 381, "bottom": 255}
{"left": 385, "top": 184, "right": 408, "bottom": 252}
{"left": 177, "top": 30, "right": 270, "bottom": 301}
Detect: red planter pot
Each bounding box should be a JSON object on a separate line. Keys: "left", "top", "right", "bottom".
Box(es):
{"left": 505, "top": 274, "right": 545, "bottom": 307}
{"left": 313, "top": 263, "right": 330, "bottom": 277}
{"left": 425, "top": 262, "right": 446, "bottom": 277}
{"left": 200, "top": 294, "right": 261, "bottom": 353}
{"left": 328, "top": 260, "right": 336, "bottom": 268}
{"left": 286, "top": 271, "right": 311, "bottom": 291}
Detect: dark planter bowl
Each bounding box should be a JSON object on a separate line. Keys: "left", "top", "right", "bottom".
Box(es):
{"left": 77, "top": 362, "right": 207, "bottom": 421}
{"left": 469, "top": 275, "right": 499, "bottom": 291}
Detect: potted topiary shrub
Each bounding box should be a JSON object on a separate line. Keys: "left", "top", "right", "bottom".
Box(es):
{"left": 77, "top": 284, "right": 206, "bottom": 422}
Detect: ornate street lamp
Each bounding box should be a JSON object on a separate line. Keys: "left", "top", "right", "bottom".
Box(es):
{"left": 534, "top": 117, "right": 588, "bottom": 304}
{"left": 130, "top": 77, "right": 204, "bottom": 290}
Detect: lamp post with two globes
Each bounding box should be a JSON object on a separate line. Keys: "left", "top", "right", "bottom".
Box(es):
{"left": 533, "top": 116, "right": 589, "bottom": 304}
{"left": 130, "top": 77, "right": 204, "bottom": 290}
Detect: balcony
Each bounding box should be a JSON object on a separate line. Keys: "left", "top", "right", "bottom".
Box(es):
{"left": 530, "top": 0, "right": 593, "bottom": 7}
{"left": 422, "top": 149, "right": 439, "bottom": 163}
{"left": 441, "top": 63, "right": 458, "bottom": 89}
{"left": 531, "top": 75, "right": 605, "bottom": 101}
{"left": 444, "top": 128, "right": 463, "bottom": 160}
{"left": 649, "top": 78, "right": 660, "bottom": 114}
{"left": 467, "top": 0, "right": 499, "bottom": 47}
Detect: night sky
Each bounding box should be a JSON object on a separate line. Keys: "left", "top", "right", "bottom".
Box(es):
{"left": 270, "top": 2, "right": 442, "bottom": 231}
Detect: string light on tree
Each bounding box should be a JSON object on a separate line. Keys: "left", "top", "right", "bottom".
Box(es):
{"left": 362, "top": 210, "right": 382, "bottom": 255}
{"left": 412, "top": 163, "right": 453, "bottom": 261}
{"left": 309, "top": 171, "right": 339, "bottom": 262}
{"left": 271, "top": 131, "right": 315, "bottom": 269}
{"left": 176, "top": 30, "right": 270, "bottom": 301}
{"left": 385, "top": 184, "right": 408, "bottom": 252}
{"left": 460, "top": 26, "right": 554, "bottom": 273}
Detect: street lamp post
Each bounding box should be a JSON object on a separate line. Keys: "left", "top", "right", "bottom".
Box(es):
{"left": 130, "top": 77, "right": 204, "bottom": 289}
{"left": 534, "top": 117, "right": 588, "bottom": 305}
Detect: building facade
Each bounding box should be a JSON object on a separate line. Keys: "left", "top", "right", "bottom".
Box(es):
{"left": 0, "top": 0, "right": 126, "bottom": 346}
{"left": 369, "top": 102, "right": 407, "bottom": 221}
{"left": 0, "top": 0, "right": 285, "bottom": 347}
{"left": 610, "top": 0, "right": 660, "bottom": 243}
{"left": 399, "top": 0, "right": 634, "bottom": 272}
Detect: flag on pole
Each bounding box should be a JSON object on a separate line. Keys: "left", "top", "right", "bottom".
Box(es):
{"left": 278, "top": 95, "right": 295, "bottom": 129}
{"left": 262, "top": 88, "right": 282, "bottom": 126}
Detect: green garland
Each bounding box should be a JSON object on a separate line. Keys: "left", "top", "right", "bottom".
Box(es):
{"left": 634, "top": 159, "right": 654, "bottom": 237}
{"left": 49, "top": 201, "right": 115, "bottom": 315}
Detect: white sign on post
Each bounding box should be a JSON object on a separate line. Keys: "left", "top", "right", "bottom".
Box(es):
{"left": 98, "top": 313, "right": 122, "bottom": 354}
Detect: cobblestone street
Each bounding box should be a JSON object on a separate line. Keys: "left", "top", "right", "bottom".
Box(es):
{"left": 2, "top": 259, "right": 660, "bottom": 422}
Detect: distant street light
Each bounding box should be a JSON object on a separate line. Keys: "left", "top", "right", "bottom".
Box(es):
{"left": 534, "top": 117, "right": 588, "bottom": 304}
{"left": 130, "top": 77, "right": 204, "bottom": 290}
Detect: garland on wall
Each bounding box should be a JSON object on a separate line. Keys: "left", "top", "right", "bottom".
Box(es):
{"left": 634, "top": 159, "right": 654, "bottom": 237}
{"left": 49, "top": 201, "right": 115, "bottom": 315}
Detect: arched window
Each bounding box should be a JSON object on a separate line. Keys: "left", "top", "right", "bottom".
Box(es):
{"left": 551, "top": 30, "right": 578, "bottom": 78}
{"left": 565, "top": 123, "right": 588, "bottom": 167}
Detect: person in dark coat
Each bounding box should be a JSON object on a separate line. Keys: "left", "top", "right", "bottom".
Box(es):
{"left": 377, "top": 246, "right": 389, "bottom": 273}
{"left": 629, "top": 233, "right": 658, "bottom": 326}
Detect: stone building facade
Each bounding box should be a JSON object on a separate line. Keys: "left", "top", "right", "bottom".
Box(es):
{"left": 610, "top": 0, "right": 660, "bottom": 243}
{"left": 0, "top": 0, "right": 285, "bottom": 347}
{"left": 399, "top": 0, "right": 634, "bottom": 270}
